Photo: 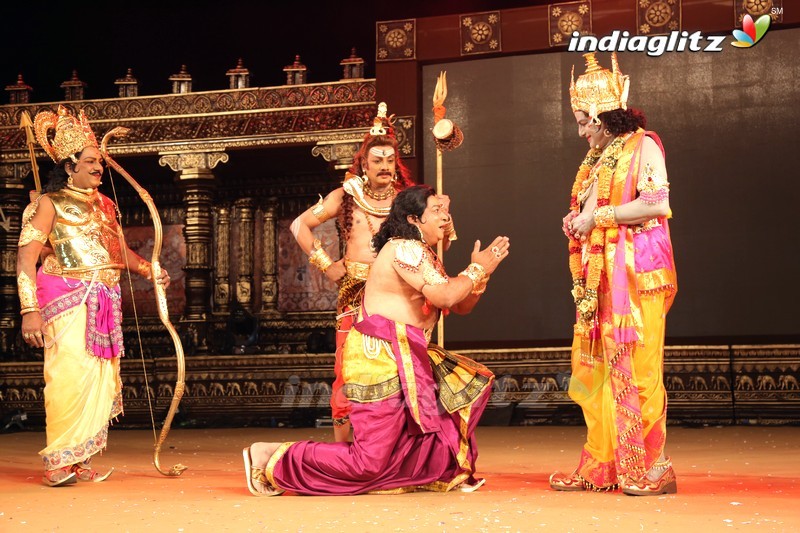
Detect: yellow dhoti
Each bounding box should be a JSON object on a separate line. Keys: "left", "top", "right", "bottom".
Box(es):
{"left": 39, "top": 305, "right": 123, "bottom": 471}
{"left": 569, "top": 290, "right": 668, "bottom": 488}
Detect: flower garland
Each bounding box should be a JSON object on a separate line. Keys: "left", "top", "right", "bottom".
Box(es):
{"left": 568, "top": 149, "right": 602, "bottom": 309}
{"left": 568, "top": 135, "right": 628, "bottom": 334}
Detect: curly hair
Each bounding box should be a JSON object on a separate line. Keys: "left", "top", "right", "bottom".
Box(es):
{"left": 599, "top": 108, "right": 647, "bottom": 136}
{"left": 43, "top": 151, "right": 85, "bottom": 193}
{"left": 339, "top": 131, "right": 415, "bottom": 243}
{"left": 337, "top": 194, "right": 355, "bottom": 253}
{"left": 371, "top": 185, "right": 435, "bottom": 253}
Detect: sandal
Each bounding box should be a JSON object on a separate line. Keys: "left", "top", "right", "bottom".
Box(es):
{"left": 550, "top": 469, "right": 617, "bottom": 492}
{"left": 620, "top": 458, "right": 677, "bottom": 496}
{"left": 72, "top": 461, "right": 114, "bottom": 482}
{"left": 549, "top": 470, "right": 587, "bottom": 491}
{"left": 242, "top": 447, "right": 284, "bottom": 496}
{"left": 459, "top": 477, "right": 486, "bottom": 492}
{"left": 42, "top": 466, "right": 77, "bottom": 487}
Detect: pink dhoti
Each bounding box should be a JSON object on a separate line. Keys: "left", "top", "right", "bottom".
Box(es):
{"left": 265, "top": 310, "right": 494, "bottom": 495}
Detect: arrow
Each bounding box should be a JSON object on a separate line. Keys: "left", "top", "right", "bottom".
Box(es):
{"left": 19, "top": 111, "right": 41, "bottom": 193}
{"left": 0, "top": 207, "right": 10, "bottom": 232}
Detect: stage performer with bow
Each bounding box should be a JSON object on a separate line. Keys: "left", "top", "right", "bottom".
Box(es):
{"left": 16, "top": 106, "right": 170, "bottom": 486}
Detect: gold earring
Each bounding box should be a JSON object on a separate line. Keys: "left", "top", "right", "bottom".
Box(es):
{"left": 415, "top": 224, "right": 424, "bottom": 241}
{"left": 67, "top": 174, "right": 74, "bottom": 187}
{"left": 603, "top": 129, "right": 612, "bottom": 137}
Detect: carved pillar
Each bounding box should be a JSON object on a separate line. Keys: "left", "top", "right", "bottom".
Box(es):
{"left": 0, "top": 162, "right": 30, "bottom": 356}
{"left": 233, "top": 198, "right": 255, "bottom": 310}
{"left": 213, "top": 205, "right": 232, "bottom": 314}
{"left": 159, "top": 151, "right": 228, "bottom": 352}
{"left": 260, "top": 198, "right": 279, "bottom": 316}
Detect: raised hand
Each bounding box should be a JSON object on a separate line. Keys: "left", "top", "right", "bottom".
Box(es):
{"left": 470, "top": 236, "right": 510, "bottom": 275}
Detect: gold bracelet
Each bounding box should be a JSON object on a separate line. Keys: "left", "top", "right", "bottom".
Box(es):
{"left": 593, "top": 205, "right": 617, "bottom": 228}
{"left": 18, "top": 223, "right": 48, "bottom": 247}
{"left": 471, "top": 274, "right": 489, "bottom": 295}
{"left": 17, "top": 271, "right": 38, "bottom": 312}
{"left": 459, "top": 263, "right": 488, "bottom": 295}
{"left": 136, "top": 260, "right": 153, "bottom": 280}
{"left": 308, "top": 239, "right": 333, "bottom": 273}
{"left": 311, "top": 195, "right": 331, "bottom": 223}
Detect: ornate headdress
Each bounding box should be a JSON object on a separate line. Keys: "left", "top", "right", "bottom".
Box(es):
{"left": 569, "top": 52, "right": 630, "bottom": 123}
{"left": 368, "top": 101, "right": 396, "bottom": 137}
{"left": 33, "top": 105, "right": 99, "bottom": 163}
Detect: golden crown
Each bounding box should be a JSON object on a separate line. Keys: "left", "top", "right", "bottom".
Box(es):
{"left": 34, "top": 105, "right": 98, "bottom": 163}
{"left": 569, "top": 52, "right": 630, "bottom": 122}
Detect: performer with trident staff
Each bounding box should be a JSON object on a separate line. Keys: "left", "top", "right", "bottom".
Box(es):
{"left": 430, "top": 71, "right": 467, "bottom": 347}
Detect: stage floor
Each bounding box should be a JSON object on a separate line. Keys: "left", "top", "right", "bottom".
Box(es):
{"left": 1, "top": 426, "right": 797, "bottom": 531}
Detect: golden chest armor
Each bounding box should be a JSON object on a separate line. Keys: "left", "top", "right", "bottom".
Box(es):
{"left": 44, "top": 188, "right": 125, "bottom": 285}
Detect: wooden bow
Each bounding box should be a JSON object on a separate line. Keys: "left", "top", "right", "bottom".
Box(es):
{"left": 100, "top": 127, "right": 188, "bottom": 476}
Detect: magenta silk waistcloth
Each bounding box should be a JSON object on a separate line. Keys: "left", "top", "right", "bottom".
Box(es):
{"left": 271, "top": 312, "right": 491, "bottom": 495}
{"left": 37, "top": 269, "right": 125, "bottom": 360}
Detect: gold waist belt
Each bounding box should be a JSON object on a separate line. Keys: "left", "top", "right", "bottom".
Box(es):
{"left": 632, "top": 218, "right": 661, "bottom": 234}
{"left": 43, "top": 254, "right": 123, "bottom": 288}
{"left": 344, "top": 260, "right": 370, "bottom": 281}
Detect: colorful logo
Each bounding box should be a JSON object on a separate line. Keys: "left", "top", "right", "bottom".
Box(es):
{"left": 731, "top": 14, "right": 771, "bottom": 48}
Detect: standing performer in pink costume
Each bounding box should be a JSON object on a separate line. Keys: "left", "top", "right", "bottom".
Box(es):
{"left": 550, "top": 53, "right": 678, "bottom": 496}
{"left": 245, "top": 185, "right": 508, "bottom": 495}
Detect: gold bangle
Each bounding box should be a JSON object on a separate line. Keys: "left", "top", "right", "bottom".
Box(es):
{"left": 136, "top": 260, "right": 153, "bottom": 280}
{"left": 20, "top": 306, "right": 40, "bottom": 316}
{"left": 18, "top": 223, "right": 48, "bottom": 247}
{"left": 459, "top": 263, "right": 488, "bottom": 295}
{"left": 471, "top": 275, "right": 489, "bottom": 295}
{"left": 17, "top": 271, "right": 38, "bottom": 311}
{"left": 309, "top": 239, "right": 333, "bottom": 273}
{"left": 593, "top": 205, "right": 617, "bottom": 228}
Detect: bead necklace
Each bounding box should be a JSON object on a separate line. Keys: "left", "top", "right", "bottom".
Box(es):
{"left": 364, "top": 182, "right": 395, "bottom": 201}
